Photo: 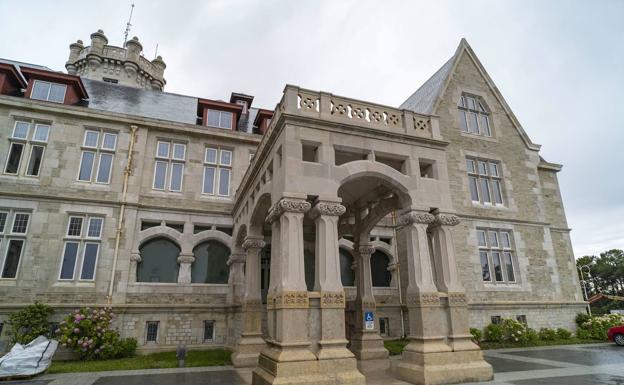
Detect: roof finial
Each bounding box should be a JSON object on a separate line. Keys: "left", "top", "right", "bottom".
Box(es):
{"left": 123, "top": 3, "right": 135, "bottom": 46}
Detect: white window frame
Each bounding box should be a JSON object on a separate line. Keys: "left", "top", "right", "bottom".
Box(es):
{"left": 0, "top": 210, "right": 31, "bottom": 280}
{"left": 153, "top": 141, "right": 186, "bottom": 192}
{"left": 5, "top": 121, "right": 50, "bottom": 177}
{"left": 466, "top": 158, "right": 504, "bottom": 206}
{"left": 203, "top": 320, "right": 216, "bottom": 342}
{"left": 31, "top": 80, "right": 67, "bottom": 104}
{"left": 202, "top": 147, "right": 232, "bottom": 197}
{"left": 10, "top": 213, "right": 30, "bottom": 235}
{"left": 458, "top": 94, "right": 491, "bottom": 137}
{"left": 58, "top": 241, "right": 80, "bottom": 281}
{"left": 25, "top": 144, "right": 46, "bottom": 177}
{"left": 0, "top": 211, "right": 8, "bottom": 234}
{"left": 78, "top": 129, "right": 117, "bottom": 184}
{"left": 58, "top": 214, "right": 103, "bottom": 282}
{"left": 206, "top": 109, "right": 233, "bottom": 130}
{"left": 477, "top": 228, "right": 517, "bottom": 284}
{"left": 78, "top": 242, "right": 100, "bottom": 281}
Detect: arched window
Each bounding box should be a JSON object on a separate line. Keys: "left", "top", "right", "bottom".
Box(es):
{"left": 191, "top": 241, "right": 230, "bottom": 284}
{"left": 137, "top": 237, "right": 180, "bottom": 283}
{"left": 370, "top": 250, "right": 391, "bottom": 287}
{"left": 458, "top": 94, "right": 491, "bottom": 137}
{"left": 339, "top": 248, "right": 355, "bottom": 287}
{"left": 304, "top": 249, "right": 315, "bottom": 291}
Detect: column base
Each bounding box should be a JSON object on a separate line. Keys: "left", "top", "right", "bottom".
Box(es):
{"left": 349, "top": 331, "right": 389, "bottom": 373}
{"left": 232, "top": 335, "right": 266, "bottom": 367}
{"left": 252, "top": 342, "right": 365, "bottom": 385}
{"left": 395, "top": 349, "right": 493, "bottom": 385}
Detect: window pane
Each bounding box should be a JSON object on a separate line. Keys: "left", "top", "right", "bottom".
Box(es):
{"left": 488, "top": 231, "right": 499, "bottom": 248}
{"left": 469, "top": 112, "right": 479, "bottom": 134}
{"left": 80, "top": 243, "right": 99, "bottom": 280}
{"left": 137, "top": 238, "right": 180, "bottom": 283}
{"left": 219, "top": 111, "right": 233, "bottom": 129}
{"left": 469, "top": 176, "right": 479, "bottom": 201}
{"left": 172, "top": 143, "right": 186, "bottom": 160}
{"left": 204, "top": 321, "right": 214, "bottom": 341}
{"left": 501, "top": 232, "right": 511, "bottom": 249}
{"left": 218, "top": 168, "right": 230, "bottom": 196}
{"left": 2, "top": 240, "right": 24, "bottom": 278}
{"left": 33, "top": 124, "right": 50, "bottom": 142}
{"left": 26, "top": 146, "right": 44, "bottom": 176}
{"left": 78, "top": 151, "right": 95, "bottom": 181}
{"left": 153, "top": 162, "right": 167, "bottom": 189}
{"left": 504, "top": 252, "right": 515, "bottom": 281}
{"left": 489, "top": 162, "right": 499, "bottom": 177}
{"left": 478, "top": 100, "right": 486, "bottom": 112}
{"left": 467, "top": 97, "right": 476, "bottom": 110}
{"left": 0, "top": 212, "right": 7, "bottom": 233}
{"left": 5, "top": 143, "right": 24, "bottom": 174}
{"left": 207, "top": 110, "right": 220, "bottom": 127}
{"left": 477, "top": 230, "right": 487, "bottom": 247}
{"left": 12, "top": 214, "right": 29, "bottom": 234}
{"left": 458, "top": 110, "right": 468, "bottom": 132}
{"left": 492, "top": 252, "right": 504, "bottom": 281}
{"left": 84, "top": 131, "right": 99, "bottom": 148}
{"left": 477, "top": 161, "right": 488, "bottom": 175}
{"left": 48, "top": 84, "right": 66, "bottom": 103}
{"left": 59, "top": 242, "right": 79, "bottom": 280}
{"left": 88, "top": 218, "right": 103, "bottom": 238}
{"left": 102, "top": 133, "right": 117, "bottom": 150}
{"left": 220, "top": 150, "right": 232, "bottom": 166}
{"left": 479, "top": 114, "right": 491, "bottom": 136}
{"left": 492, "top": 180, "right": 503, "bottom": 204}
{"left": 12, "top": 122, "right": 29, "bottom": 139}
{"left": 170, "top": 163, "right": 184, "bottom": 191}
{"left": 480, "top": 179, "right": 491, "bottom": 203}
{"left": 203, "top": 167, "right": 215, "bottom": 194}
{"left": 205, "top": 148, "right": 217, "bottom": 164}
{"left": 466, "top": 159, "right": 475, "bottom": 173}
{"left": 146, "top": 322, "right": 159, "bottom": 342}
{"left": 96, "top": 153, "right": 113, "bottom": 183}
{"left": 31, "top": 81, "right": 50, "bottom": 101}
{"left": 156, "top": 142, "right": 170, "bottom": 158}
{"left": 67, "top": 217, "right": 83, "bottom": 236}
{"left": 459, "top": 96, "right": 465, "bottom": 107}
{"left": 480, "top": 251, "right": 491, "bottom": 282}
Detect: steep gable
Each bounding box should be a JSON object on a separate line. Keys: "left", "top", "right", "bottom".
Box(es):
{"left": 401, "top": 39, "right": 541, "bottom": 152}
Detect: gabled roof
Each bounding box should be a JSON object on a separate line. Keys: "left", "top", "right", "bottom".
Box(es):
{"left": 0, "top": 62, "right": 27, "bottom": 89}
{"left": 20, "top": 67, "right": 89, "bottom": 100}
{"left": 400, "top": 39, "right": 541, "bottom": 151}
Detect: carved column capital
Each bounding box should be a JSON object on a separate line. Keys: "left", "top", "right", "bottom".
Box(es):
{"left": 405, "top": 292, "right": 441, "bottom": 307}
{"left": 433, "top": 213, "right": 460, "bottom": 227}
{"left": 130, "top": 253, "right": 142, "bottom": 263}
{"left": 357, "top": 243, "right": 376, "bottom": 259}
{"left": 397, "top": 211, "right": 435, "bottom": 226}
{"left": 227, "top": 252, "right": 246, "bottom": 266}
{"left": 309, "top": 201, "right": 346, "bottom": 220}
{"left": 387, "top": 261, "right": 398, "bottom": 272}
{"left": 242, "top": 237, "right": 266, "bottom": 251}
{"left": 265, "top": 198, "right": 311, "bottom": 223}
{"left": 177, "top": 254, "right": 195, "bottom": 264}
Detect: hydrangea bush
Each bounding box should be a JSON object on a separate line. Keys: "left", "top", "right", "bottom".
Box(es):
{"left": 578, "top": 313, "right": 624, "bottom": 340}
{"left": 55, "top": 307, "right": 136, "bottom": 360}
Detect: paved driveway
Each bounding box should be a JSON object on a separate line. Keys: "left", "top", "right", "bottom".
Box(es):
{"left": 3, "top": 343, "right": 623, "bottom": 385}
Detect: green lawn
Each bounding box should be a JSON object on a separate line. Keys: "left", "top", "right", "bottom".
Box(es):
{"left": 384, "top": 338, "right": 605, "bottom": 355}
{"left": 47, "top": 349, "right": 231, "bottom": 374}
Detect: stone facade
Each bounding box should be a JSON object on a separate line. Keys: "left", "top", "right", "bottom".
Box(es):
{"left": 0, "top": 34, "right": 584, "bottom": 384}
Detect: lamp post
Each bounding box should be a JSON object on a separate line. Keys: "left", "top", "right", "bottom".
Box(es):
{"left": 578, "top": 264, "right": 592, "bottom": 316}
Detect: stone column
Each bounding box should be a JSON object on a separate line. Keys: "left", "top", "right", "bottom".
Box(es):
{"left": 349, "top": 240, "right": 389, "bottom": 372}
{"left": 252, "top": 198, "right": 318, "bottom": 385}
{"left": 310, "top": 201, "right": 362, "bottom": 381}
{"left": 129, "top": 252, "right": 141, "bottom": 284}
{"left": 227, "top": 252, "right": 246, "bottom": 305}
{"left": 232, "top": 237, "right": 266, "bottom": 367}
{"left": 176, "top": 253, "right": 194, "bottom": 284}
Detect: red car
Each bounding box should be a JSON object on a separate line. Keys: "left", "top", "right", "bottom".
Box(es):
{"left": 607, "top": 325, "right": 624, "bottom": 346}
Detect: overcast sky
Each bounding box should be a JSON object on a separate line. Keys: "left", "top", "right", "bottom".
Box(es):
{"left": 1, "top": 0, "right": 622, "bottom": 258}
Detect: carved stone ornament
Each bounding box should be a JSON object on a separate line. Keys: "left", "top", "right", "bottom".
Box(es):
{"left": 242, "top": 238, "right": 266, "bottom": 251}
{"left": 243, "top": 299, "right": 263, "bottom": 309}
{"left": 434, "top": 213, "right": 461, "bottom": 227}
{"left": 397, "top": 211, "right": 435, "bottom": 226}
{"left": 273, "top": 291, "right": 309, "bottom": 309}
{"left": 320, "top": 291, "right": 346, "bottom": 308}
{"left": 266, "top": 198, "right": 311, "bottom": 223}
{"left": 177, "top": 255, "right": 195, "bottom": 264}
{"left": 266, "top": 293, "right": 274, "bottom": 310}
{"left": 130, "top": 253, "right": 142, "bottom": 263}
{"left": 448, "top": 292, "right": 468, "bottom": 306}
{"left": 357, "top": 244, "right": 376, "bottom": 258}
{"left": 406, "top": 292, "right": 440, "bottom": 307}
{"left": 309, "top": 201, "right": 346, "bottom": 219}
{"left": 227, "top": 253, "right": 246, "bottom": 266}
{"left": 387, "top": 262, "right": 398, "bottom": 272}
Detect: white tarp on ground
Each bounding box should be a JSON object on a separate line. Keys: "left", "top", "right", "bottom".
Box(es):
{"left": 0, "top": 336, "right": 58, "bottom": 378}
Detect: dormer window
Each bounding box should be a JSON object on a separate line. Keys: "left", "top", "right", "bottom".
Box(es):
{"left": 207, "top": 109, "right": 233, "bottom": 130}
{"left": 458, "top": 95, "right": 491, "bottom": 136}
{"left": 31, "top": 80, "right": 67, "bottom": 103}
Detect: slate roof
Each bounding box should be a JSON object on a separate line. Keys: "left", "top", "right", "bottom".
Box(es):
{"left": 399, "top": 53, "right": 457, "bottom": 115}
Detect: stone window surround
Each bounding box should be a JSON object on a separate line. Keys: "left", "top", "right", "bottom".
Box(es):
{"left": 466, "top": 157, "right": 504, "bottom": 206}
{"left": 57, "top": 214, "right": 104, "bottom": 283}
{"left": 3, "top": 118, "right": 52, "bottom": 178}
{"left": 451, "top": 88, "right": 499, "bottom": 143}
{"left": 462, "top": 150, "right": 514, "bottom": 212}
{"left": 152, "top": 139, "right": 187, "bottom": 192}
{"left": 477, "top": 227, "right": 517, "bottom": 284}
{"left": 457, "top": 93, "right": 492, "bottom": 137}
{"left": 0, "top": 209, "right": 32, "bottom": 281}
{"left": 202, "top": 146, "right": 233, "bottom": 198}
{"left": 76, "top": 127, "right": 118, "bottom": 185}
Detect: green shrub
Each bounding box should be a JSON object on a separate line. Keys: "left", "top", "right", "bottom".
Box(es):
{"left": 525, "top": 328, "right": 539, "bottom": 343}
{"left": 7, "top": 302, "right": 53, "bottom": 345}
{"left": 575, "top": 312, "right": 591, "bottom": 326}
{"left": 578, "top": 314, "right": 624, "bottom": 340}
{"left": 56, "top": 307, "right": 136, "bottom": 360}
{"left": 469, "top": 328, "right": 482, "bottom": 342}
{"left": 538, "top": 328, "right": 557, "bottom": 341}
{"left": 576, "top": 328, "right": 591, "bottom": 340}
{"left": 484, "top": 323, "right": 503, "bottom": 342}
{"left": 556, "top": 328, "right": 571, "bottom": 339}
{"left": 501, "top": 318, "right": 529, "bottom": 343}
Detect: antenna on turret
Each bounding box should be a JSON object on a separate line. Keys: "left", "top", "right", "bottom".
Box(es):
{"left": 123, "top": 3, "right": 135, "bottom": 46}
{"left": 154, "top": 43, "right": 159, "bottom": 60}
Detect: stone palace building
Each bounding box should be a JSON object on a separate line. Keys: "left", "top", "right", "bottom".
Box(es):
{"left": 0, "top": 29, "right": 584, "bottom": 384}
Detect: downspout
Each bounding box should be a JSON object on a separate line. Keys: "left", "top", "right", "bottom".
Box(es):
{"left": 392, "top": 210, "right": 406, "bottom": 339}
{"left": 107, "top": 125, "right": 138, "bottom": 304}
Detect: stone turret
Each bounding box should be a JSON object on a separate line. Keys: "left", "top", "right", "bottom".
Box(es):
{"left": 65, "top": 29, "right": 167, "bottom": 91}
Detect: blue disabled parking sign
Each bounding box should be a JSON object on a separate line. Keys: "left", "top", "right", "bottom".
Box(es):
{"left": 364, "top": 312, "right": 374, "bottom": 330}
{"left": 364, "top": 312, "right": 374, "bottom": 321}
